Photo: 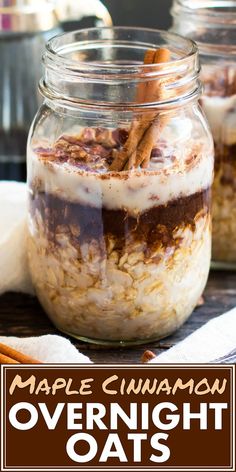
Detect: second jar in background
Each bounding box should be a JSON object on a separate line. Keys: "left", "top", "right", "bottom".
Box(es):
{"left": 172, "top": 0, "right": 236, "bottom": 266}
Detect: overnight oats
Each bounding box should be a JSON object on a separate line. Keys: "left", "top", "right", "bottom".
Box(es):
{"left": 201, "top": 67, "right": 236, "bottom": 263}
{"left": 171, "top": 0, "right": 236, "bottom": 265}
{"left": 27, "top": 28, "right": 214, "bottom": 344}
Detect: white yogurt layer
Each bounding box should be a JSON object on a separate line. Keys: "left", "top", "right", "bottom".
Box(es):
{"left": 29, "top": 142, "right": 213, "bottom": 215}
{"left": 202, "top": 95, "right": 236, "bottom": 146}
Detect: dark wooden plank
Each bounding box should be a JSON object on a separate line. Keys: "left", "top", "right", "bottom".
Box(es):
{"left": 0, "top": 270, "right": 235, "bottom": 363}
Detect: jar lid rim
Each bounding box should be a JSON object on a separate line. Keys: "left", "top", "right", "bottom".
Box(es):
{"left": 45, "top": 26, "right": 198, "bottom": 77}
{"left": 171, "top": 1, "right": 236, "bottom": 56}
{"left": 172, "top": 0, "right": 236, "bottom": 20}
{"left": 42, "top": 27, "right": 200, "bottom": 108}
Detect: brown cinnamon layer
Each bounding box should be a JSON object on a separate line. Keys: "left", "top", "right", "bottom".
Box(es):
{"left": 29, "top": 188, "right": 211, "bottom": 250}
{"left": 215, "top": 143, "right": 236, "bottom": 165}
{"left": 213, "top": 143, "right": 236, "bottom": 188}
{"left": 201, "top": 66, "right": 236, "bottom": 98}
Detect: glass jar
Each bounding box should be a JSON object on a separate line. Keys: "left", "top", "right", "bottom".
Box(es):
{"left": 27, "top": 27, "right": 214, "bottom": 345}
{"left": 171, "top": 0, "right": 236, "bottom": 267}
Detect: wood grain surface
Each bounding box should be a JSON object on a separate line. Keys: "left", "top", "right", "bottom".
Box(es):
{"left": 0, "top": 270, "right": 235, "bottom": 363}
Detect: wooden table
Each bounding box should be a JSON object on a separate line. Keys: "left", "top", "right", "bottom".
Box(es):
{"left": 0, "top": 270, "right": 235, "bottom": 363}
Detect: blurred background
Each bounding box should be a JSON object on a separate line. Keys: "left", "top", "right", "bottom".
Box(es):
{"left": 0, "top": 0, "right": 172, "bottom": 181}
{"left": 102, "top": 0, "right": 172, "bottom": 29}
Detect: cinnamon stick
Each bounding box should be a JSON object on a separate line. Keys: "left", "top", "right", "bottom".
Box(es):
{"left": 136, "top": 49, "right": 156, "bottom": 103}
{"left": 129, "top": 115, "right": 168, "bottom": 170}
{"left": 109, "top": 49, "right": 156, "bottom": 172}
{"left": 0, "top": 353, "right": 19, "bottom": 364}
{"left": 0, "top": 342, "right": 41, "bottom": 364}
{"left": 110, "top": 47, "right": 171, "bottom": 171}
{"left": 131, "top": 47, "right": 171, "bottom": 170}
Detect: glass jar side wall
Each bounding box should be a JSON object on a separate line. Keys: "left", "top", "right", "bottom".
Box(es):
{"left": 171, "top": 1, "right": 236, "bottom": 266}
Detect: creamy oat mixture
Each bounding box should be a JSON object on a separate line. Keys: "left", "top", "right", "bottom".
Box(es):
{"left": 28, "top": 124, "right": 213, "bottom": 343}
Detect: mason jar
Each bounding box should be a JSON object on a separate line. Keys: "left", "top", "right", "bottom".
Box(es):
{"left": 171, "top": 0, "right": 236, "bottom": 267}
{"left": 27, "top": 27, "right": 214, "bottom": 345}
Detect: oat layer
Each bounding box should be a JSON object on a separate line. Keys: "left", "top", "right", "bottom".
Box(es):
{"left": 28, "top": 204, "right": 211, "bottom": 343}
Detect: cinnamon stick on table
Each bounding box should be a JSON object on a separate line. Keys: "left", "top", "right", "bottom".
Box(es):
{"left": 0, "top": 342, "right": 41, "bottom": 364}
{"left": 110, "top": 47, "right": 171, "bottom": 171}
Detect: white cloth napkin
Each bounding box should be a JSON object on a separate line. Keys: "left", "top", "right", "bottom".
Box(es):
{"left": 150, "top": 307, "right": 236, "bottom": 363}
{"left": 0, "top": 181, "right": 33, "bottom": 295}
{"left": 0, "top": 334, "right": 91, "bottom": 363}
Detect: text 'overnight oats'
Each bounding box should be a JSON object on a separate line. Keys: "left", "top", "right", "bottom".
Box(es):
{"left": 28, "top": 123, "right": 213, "bottom": 343}
{"left": 201, "top": 66, "right": 236, "bottom": 263}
